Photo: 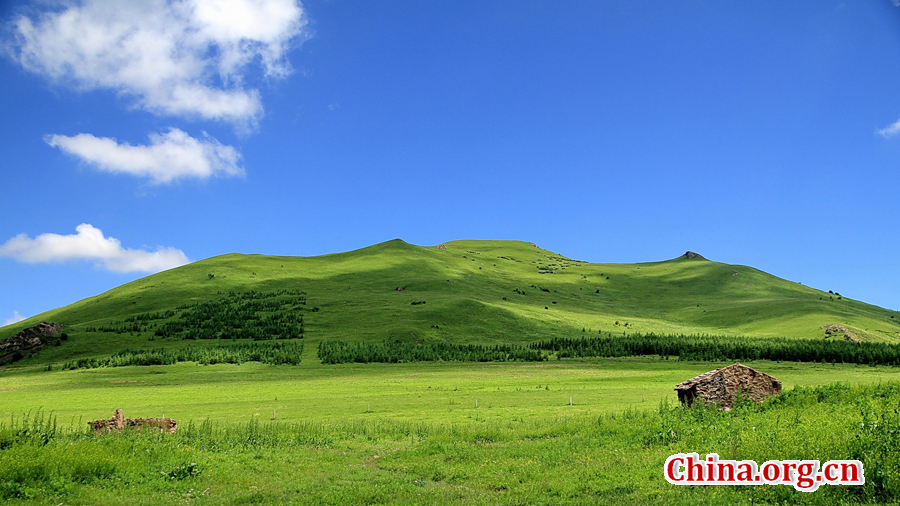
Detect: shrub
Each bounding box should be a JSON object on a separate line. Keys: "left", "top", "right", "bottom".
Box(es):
{"left": 162, "top": 462, "right": 202, "bottom": 480}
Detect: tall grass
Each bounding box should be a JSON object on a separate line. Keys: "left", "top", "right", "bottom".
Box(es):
{"left": 2, "top": 383, "right": 900, "bottom": 503}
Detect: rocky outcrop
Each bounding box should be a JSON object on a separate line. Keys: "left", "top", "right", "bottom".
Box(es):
{"left": 820, "top": 323, "right": 864, "bottom": 342}
{"left": 0, "top": 322, "right": 64, "bottom": 364}
{"left": 684, "top": 251, "right": 704, "bottom": 260}
{"left": 88, "top": 409, "right": 177, "bottom": 434}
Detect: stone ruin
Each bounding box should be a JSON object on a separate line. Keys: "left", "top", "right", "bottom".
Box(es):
{"left": 674, "top": 363, "right": 781, "bottom": 409}
{"left": 88, "top": 409, "right": 177, "bottom": 434}
{"left": 0, "top": 321, "right": 64, "bottom": 364}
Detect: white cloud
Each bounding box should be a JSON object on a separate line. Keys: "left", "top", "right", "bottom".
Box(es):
{"left": 0, "top": 224, "right": 190, "bottom": 273}
{"left": 877, "top": 118, "right": 900, "bottom": 138}
{"left": 45, "top": 128, "right": 244, "bottom": 184}
{"left": 2, "top": 311, "right": 26, "bottom": 327}
{"left": 12, "top": 0, "right": 307, "bottom": 126}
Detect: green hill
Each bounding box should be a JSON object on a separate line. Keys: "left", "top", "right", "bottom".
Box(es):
{"left": 3, "top": 239, "right": 899, "bottom": 367}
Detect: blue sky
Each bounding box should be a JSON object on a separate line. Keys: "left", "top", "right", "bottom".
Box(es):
{"left": 1, "top": 0, "right": 899, "bottom": 327}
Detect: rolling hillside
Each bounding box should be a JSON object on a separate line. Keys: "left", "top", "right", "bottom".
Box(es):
{"left": 3, "top": 239, "right": 899, "bottom": 367}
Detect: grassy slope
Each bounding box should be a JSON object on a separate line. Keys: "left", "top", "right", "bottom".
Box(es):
{"left": 3, "top": 239, "right": 899, "bottom": 367}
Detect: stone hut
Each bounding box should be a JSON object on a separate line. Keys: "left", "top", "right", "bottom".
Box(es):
{"left": 674, "top": 363, "right": 781, "bottom": 408}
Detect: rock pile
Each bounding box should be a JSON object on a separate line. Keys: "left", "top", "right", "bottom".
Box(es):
{"left": 88, "top": 409, "right": 177, "bottom": 434}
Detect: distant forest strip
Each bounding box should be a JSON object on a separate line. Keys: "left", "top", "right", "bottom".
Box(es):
{"left": 84, "top": 289, "right": 307, "bottom": 341}
{"left": 530, "top": 334, "right": 900, "bottom": 366}
{"left": 318, "top": 340, "right": 546, "bottom": 364}
{"left": 156, "top": 289, "right": 306, "bottom": 340}
{"left": 55, "top": 333, "right": 900, "bottom": 370}
{"left": 61, "top": 341, "right": 303, "bottom": 370}
{"left": 317, "top": 333, "right": 900, "bottom": 366}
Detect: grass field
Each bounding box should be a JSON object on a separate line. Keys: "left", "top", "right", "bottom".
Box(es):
{"left": 3, "top": 358, "right": 899, "bottom": 426}
{"left": 2, "top": 358, "right": 900, "bottom": 504}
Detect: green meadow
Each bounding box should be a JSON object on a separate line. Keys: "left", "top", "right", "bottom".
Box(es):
{"left": 3, "top": 358, "right": 899, "bottom": 426}
{"left": 2, "top": 359, "right": 900, "bottom": 504}
{"left": 3, "top": 240, "right": 900, "bottom": 503}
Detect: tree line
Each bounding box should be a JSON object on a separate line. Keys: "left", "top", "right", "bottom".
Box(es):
{"left": 530, "top": 333, "right": 900, "bottom": 366}
{"left": 318, "top": 340, "right": 545, "bottom": 364}
{"left": 318, "top": 332, "right": 900, "bottom": 366}
{"left": 61, "top": 340, "right": 303, "bottom": 370}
